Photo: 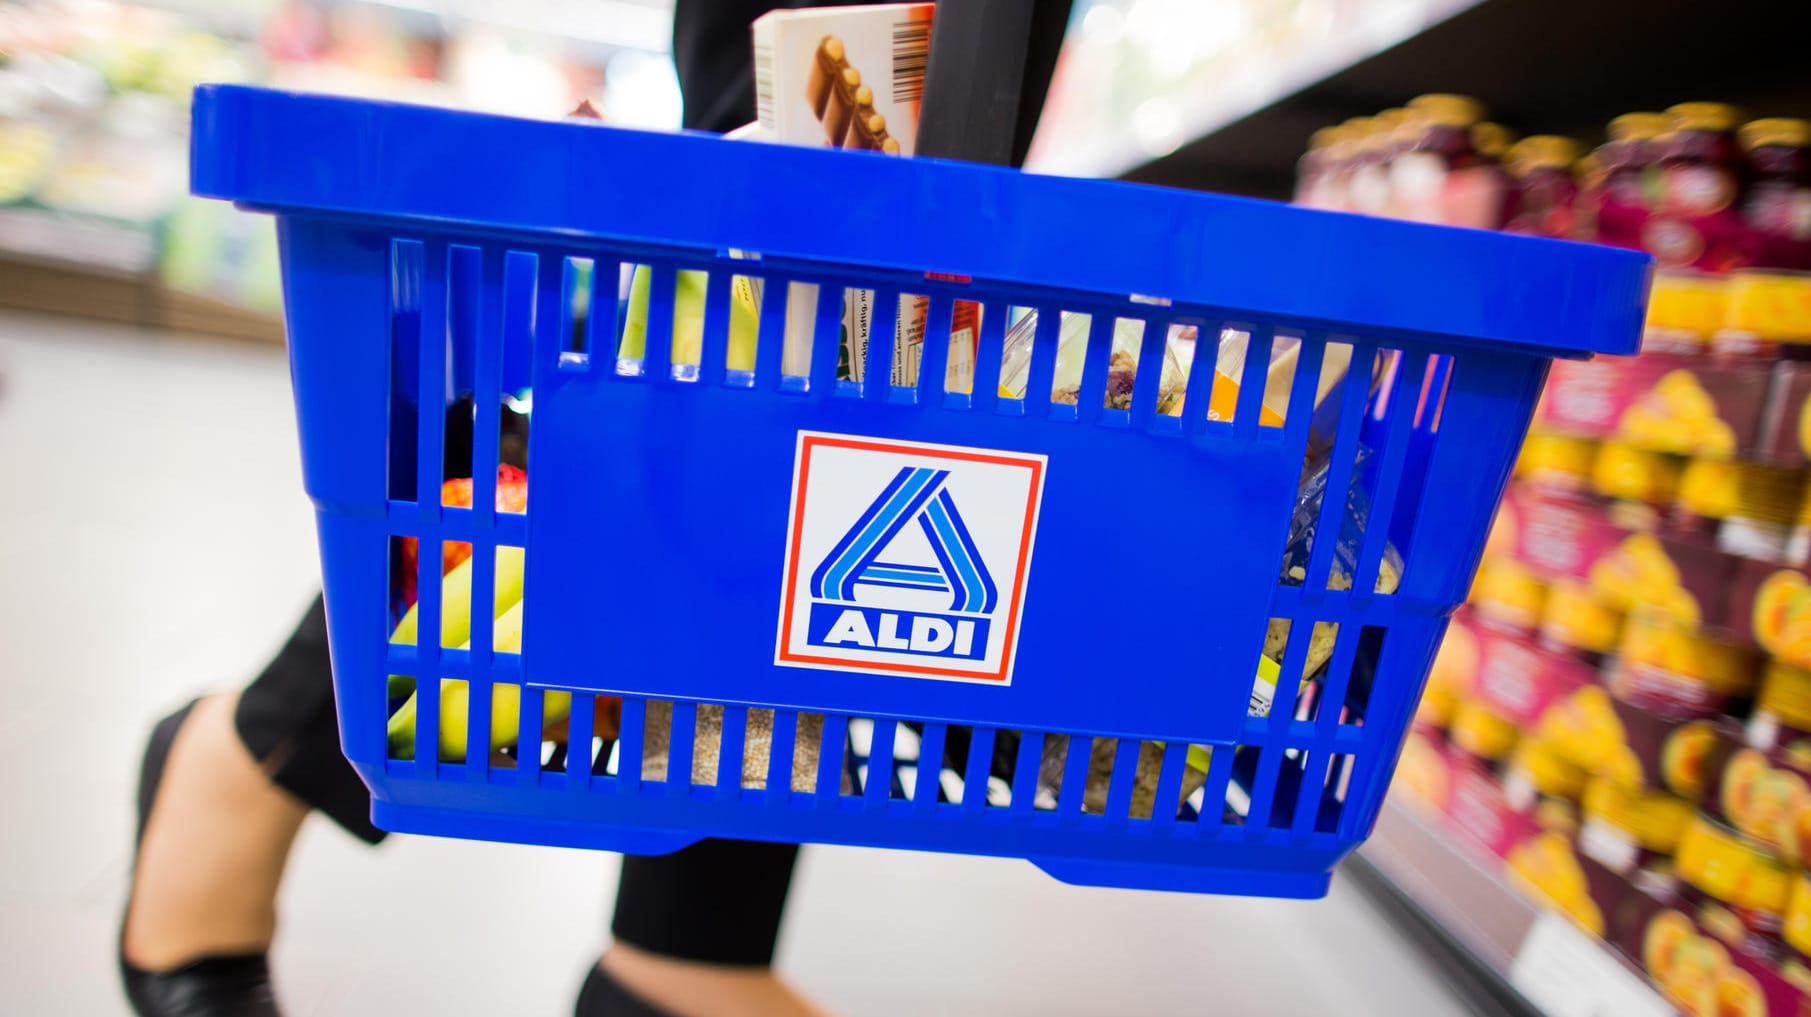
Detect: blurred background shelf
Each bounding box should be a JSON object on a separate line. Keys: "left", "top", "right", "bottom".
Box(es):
{"left": 1030, "top": 0, "right": 1811, "bottom": 198}
{"left": 1352, "top": 801, "right": 1674, "bottom": 1017}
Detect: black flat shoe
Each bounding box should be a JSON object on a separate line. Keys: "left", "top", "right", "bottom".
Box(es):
{"left": 121, "top": 699, "right": 282, "bottom": 1017}
{"left": 121, "top": 953, "right": 280, "bottom": 1017}
{"left": 574, "top": 962, "right": 681, "bottom": 1017}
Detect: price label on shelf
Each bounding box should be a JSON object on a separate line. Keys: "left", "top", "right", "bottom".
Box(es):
{"left": 1508, "top": 912, "right": 1673, "bottom": 1017}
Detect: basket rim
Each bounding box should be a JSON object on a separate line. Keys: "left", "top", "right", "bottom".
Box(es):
{"left": 191, "top": 84, "right": 1648, "bottom": 359}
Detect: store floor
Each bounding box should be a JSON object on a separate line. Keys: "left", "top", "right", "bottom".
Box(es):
{"left": 0, "top": 310, "right": 1474, "bottom": 1016}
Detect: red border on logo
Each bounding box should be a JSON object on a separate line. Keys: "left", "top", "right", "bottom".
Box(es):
{"left": 776, "top": 434, "right": 1043, "bottom": 682}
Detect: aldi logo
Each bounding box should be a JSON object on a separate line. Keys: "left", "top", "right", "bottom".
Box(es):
{"left": 776, "top": 432, "right": 1046, "bottom": 684}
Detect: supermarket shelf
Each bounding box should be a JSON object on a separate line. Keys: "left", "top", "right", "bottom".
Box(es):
{"left": 0, "top": 254, "right": 284, "bottom": 344}
{"left": 0, "top": 208, "right": 157, "bottom": 278}
{"left": 1352, "top": 801, "right": 1673, "bottom": 1017}
{"left": 1113, "top": 0, "right": 1811, "bottom": 199}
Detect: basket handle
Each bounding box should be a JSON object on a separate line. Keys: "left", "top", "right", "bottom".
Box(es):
{"left": 918, "top": 0, "right": 1071, "bottom": 167}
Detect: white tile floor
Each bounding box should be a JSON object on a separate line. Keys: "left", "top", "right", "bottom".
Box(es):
{"left": 0, "top": 310, "right": 1474, "bottom": 1016}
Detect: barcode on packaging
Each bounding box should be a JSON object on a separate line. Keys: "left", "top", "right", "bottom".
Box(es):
{"left": 891, "top": 19, "right": 928, "bottom": 103}
{"left": 753, "top": 38, "right": 777, "bottom": 129}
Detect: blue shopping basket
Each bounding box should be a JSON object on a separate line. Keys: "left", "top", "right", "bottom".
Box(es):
{"left": 190, "top": 85, "right": 1647, "bottom": 898}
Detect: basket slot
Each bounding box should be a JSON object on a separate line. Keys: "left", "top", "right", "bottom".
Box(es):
{"left": 808, "top": 283, "right": 844, "bottom": 397}
{"left": 648, "top": 264, "right": 680, "bottom": 381}
{"left": 1258, "top": 617, "right": 1315, "bottom": 728}
{"left": 1352, "top": 350, "right": 1427, "bottom": 604}
{"left": 695, "top": 269, "right": 736, "bottom": 387}
{"left": 758, "top": 708, "right": 790, "bottom": 796}
{"left": 814, "top": 714, "right": 848, "bottom": 801}
{"left": 1318, "top": 753, "right": 1355, "bottom": 833}
{"left": 1231, "top": 327, "right": 1277, "bottom": 438}
{"left": 1071, "top": 311, "right": 1115, "bottom": 424}
{"left": 462, "top": 677, "right": 493, "bottom": 775}
{"left": 1298, "top": 340, "right": 1377, "bottom": 596}
{"left": 616, "top": 697, "right": 645, "bottom": 792}
{"left": 967, "top": 299, "right": 1005, "bottom": 415}
{"left": 1102, "top": 738, "right": 1144, "bottom": 823}
{"left": 385, "top": 239, "right": 423, "bottom": 504}
{"left": 863, "top": 290, "right": 900, "bottom": 401}
{"left": 564, "top": 691, "right": 596, "bottom": 789}
{"left": 1312, "top": 622, "right": 1379, "bottom": 729}
{"left": 916, "top": 296, "right": 954, "bottom": 405}
{"left": 1279, "top": 334, "right": 1329, "bottom": 456}
{"left": 1240, "top": 745, "right": 1287, "bottom": 831}
{"left": 1198, "top": 740, "right": 1239, "bottom": 831}
{"left": 1148, "top": 741, "right": 1188, "bottom": 828}
{"left": 864, "top": 718, "right": 897, "bottom": 803}
{"left": 913, "top": 722, "right": 947, "bottom": 811}
{"left": 1010, "top": 731, "right": 1042, "bottom": 813}
{"left": 666, "top": 701, "right": 696, "bottom": 795}
{"left": 515, "top": 687, "right": 544, "bottom": 782}
{"left": 716, "top": 705, "right": 747, "bottom": 793}
{"left": 1057, "top": 734, "right": 1094, "bottom": 816}
{"left": 549, "top": 256, "right": 589, "bottom": 370}
{"left": 1289, "top": 748, "right": 1335, "bottom": 834}
{"left": 411, "top": 241, "right": 449, "bottom": 519}
{"left": 753, "top": 276, "right": 790, "bottom": 388}
{"left": 1125, "top": 316, "right": 1167, "bottom": 429}
{"left": 585, "top": 260, "right": 621, "bottom": 368}
{"left": 1024, "top": 304, "right": 1059, "bottom": 416}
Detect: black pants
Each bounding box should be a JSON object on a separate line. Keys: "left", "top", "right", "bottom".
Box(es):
{"left": 233, "top": 0, "right": 1068, "bottom": 969}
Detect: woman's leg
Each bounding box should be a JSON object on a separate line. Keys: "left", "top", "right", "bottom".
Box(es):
{"left": 122, "top": 598, "right": 384, "bottom": 1015}
{"left": 578, "top": 840, "right": 828, "bottom": 1017}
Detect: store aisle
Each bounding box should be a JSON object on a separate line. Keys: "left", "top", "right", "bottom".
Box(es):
{"left": 0, "top": 311, "right": 1473, "bottom": 1016}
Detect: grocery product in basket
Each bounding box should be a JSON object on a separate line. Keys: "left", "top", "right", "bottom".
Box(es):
{"left": 398, "top": 465, "right": 528, "bottom": 582}
{"left": 1739, "top": 118, "right": 1811, "bottom": 271}
{"left": 749, "top": 3, "right": 968, "bottom": 389}
{"left": 1268, "top": 445, "right": 1405, "bottom": 683}
{"left": 639, "top": 701, "right": 844, "bottom": 793}
{"left": 617, "top": 265, "right": 762, "bottom": 375}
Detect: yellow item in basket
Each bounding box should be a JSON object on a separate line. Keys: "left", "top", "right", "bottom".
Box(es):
{"left": 619, "top": 266, "right": 761, "bottom": 373}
